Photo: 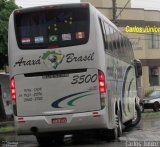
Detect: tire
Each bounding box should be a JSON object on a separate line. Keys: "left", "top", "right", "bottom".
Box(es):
{"left": 36, "top": 135, "right": 53, "bottom": 146}
{"left": 117, "top": 110, "right": 123, "bottom": 137}
{"left": 124, "top": 103, "right": 141, "bottom": 127}
{"left": 36, "top": 135, "right": 64, "bottom": 146}
{"left": 153, "top": 102, "right": 160, "bottom": 112}
{"left": 53, "top": 135, "right": 64, "bottom": 145}
{"left": 102, "top": 109, "right": 122, "bottom": 141}
{"left": 139, "top": 103, "right": 144, "bottom": 112}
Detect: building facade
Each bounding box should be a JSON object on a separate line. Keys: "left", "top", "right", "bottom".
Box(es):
{"left": 81, "top": 0, "right": 160, "bottom": 96}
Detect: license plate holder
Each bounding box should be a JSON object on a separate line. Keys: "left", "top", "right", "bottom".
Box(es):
{"left": 52, "top": 118, "right": 67, "bottom": 124}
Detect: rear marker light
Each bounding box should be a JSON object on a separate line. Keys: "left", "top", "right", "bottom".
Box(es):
{"left": 48, "top": 6, "right": 57, "bottom": 8}
{"left": 80, "top": 4, "right": 89, "bottom": 7}
{"left": 18, "top": 117, "right": 25, "bottom": 123}
{"left": 18, "top": 117, "right": 24, "bottom": 120}
{"left": 92, "top": 112, "right": 101, "bottom": 117}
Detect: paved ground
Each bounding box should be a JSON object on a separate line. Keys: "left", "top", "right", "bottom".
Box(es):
{"left": 1, "top": 110, "right": 160, "bottom": 147}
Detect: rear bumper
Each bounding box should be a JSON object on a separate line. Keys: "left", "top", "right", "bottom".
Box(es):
{"left": 15, "top": 108, "right": 111, "bottom": 135}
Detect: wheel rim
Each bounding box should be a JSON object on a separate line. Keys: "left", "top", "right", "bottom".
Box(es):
{"left": 140, "top": 105, "right": 143, "bottom": 112}
{"left": 114, "top": 127, "right": 118, "bottom": 139}
{"left": 118, "top": 118, "right": 122, "bottom": 136}
{"left": 114, "top": 114, "right": 118, "bottom": 139}
{"left": 118, "top": 112, "right": 122, "bottom": 136}
{"left": 132, "top": 109, "right": 138, "bottom": 123}
{"left": 154, "top": 102, "right": 159, "bottom": 111}
{"left": 115, "top": 111, "right": 122, "bottom": 138}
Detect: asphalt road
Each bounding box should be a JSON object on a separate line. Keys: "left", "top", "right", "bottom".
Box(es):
{"left": 1, "top": 110, "right": 160, "bottom": 147}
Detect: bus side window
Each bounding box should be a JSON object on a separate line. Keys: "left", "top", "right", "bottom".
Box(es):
{"left": 119, "top": 35, "right": 125, "bottom": 60}
{"left": 117, "top": 33, "right": 121, "bottom": 58}
{"left": 128, "top": 40, "right": 134, "bottom": 59}
{"left": 102, "top": 21, "right": 109, "bottom": 50}
{"left": 108, "top": 26, "right": 114, "bottom": 53}
{"left": 126, "top": 38, "right": 132, "bottom": 62}
{"left": 122, "top": 37, "right": 128, "bottom": 62}
{"left": 99, "top": 18, "right": 108, "bottom": 51}
{"left": 113, "top": 29, "right": 119, "bottom": 57}
{"left": 104, "top": 23, "right": 111, "bottom": 52}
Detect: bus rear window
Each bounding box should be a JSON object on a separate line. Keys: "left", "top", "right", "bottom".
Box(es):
{"left": 14, "top": 5, "right": 89, "bottom": 49}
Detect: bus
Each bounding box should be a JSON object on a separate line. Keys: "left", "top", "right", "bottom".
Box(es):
{"left": 8, "top": 3, "right": 142, "bottom": 145}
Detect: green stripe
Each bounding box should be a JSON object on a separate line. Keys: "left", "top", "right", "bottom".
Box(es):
{"left": 67, "top": 93, "right": 97, "bottom": 106}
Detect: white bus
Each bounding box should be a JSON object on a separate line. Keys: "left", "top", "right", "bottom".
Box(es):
{"left": 8, "top": 3, "right": 142, "bottom": 145}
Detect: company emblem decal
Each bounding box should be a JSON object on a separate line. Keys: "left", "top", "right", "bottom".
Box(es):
{"left": 51, "top": 90, "right": 97, "bottom": 108}
{"left": 42, "top": 51, "right": 64, "bottom": 69}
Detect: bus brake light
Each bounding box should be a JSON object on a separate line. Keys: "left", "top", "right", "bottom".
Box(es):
{"left": 10, "top": 78, "right": 16, "bottom": 101}
{"left": 98, "top": 71, "right": 106, "bottom": 93}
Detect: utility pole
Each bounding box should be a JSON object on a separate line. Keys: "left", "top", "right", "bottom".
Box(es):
{"left": 112, "top": 0, "right": 117, "bottom": 24}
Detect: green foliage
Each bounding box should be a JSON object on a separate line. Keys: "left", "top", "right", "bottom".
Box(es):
{"left": 142, "top": 111, "right": 160, "bottom": 117}
{"left": 0, "top": 126, "right": 15, "bottom": 132}
{"left": 0, "top": 0, "right": 18, "bottom": 69}
{"left": 144, "top": 89, "right": 154, "bottom": 97}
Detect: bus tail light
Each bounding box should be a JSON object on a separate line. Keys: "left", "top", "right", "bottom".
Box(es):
{"left": 98, "top": 70, "right": 106, "bottom": 109}
{"left": 98, "top": 71, "right": 106, "bottom": 93}
{"left": 10, "top": 78, "right": 17, "bottom": 115}
{"left": 10, "top": 78, "right": 16, "bottom": 101}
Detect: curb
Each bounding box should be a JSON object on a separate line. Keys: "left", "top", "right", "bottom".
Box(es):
{"left": 0, "top": 121, "right": 14, "bottom": 126}
{"left": 0, "top": 131, "right": 15, "bottom": 135}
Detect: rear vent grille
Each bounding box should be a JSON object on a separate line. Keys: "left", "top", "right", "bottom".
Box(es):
{"left": 24, "top": 69, "right": 87, "bottom": 77}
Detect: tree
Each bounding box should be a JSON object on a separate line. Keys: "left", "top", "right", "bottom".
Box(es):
{"left": 0, "top": 84, "right": 6, "bottom": 121}
{"left": 0, "top": 0, "right": 18, "bottom": 69}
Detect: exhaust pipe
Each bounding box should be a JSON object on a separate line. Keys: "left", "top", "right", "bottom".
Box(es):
{"left": 30, "top": 127, "right": 38, "bottom": 134}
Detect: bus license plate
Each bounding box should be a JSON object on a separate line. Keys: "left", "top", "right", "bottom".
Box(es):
{"left": 52, "top": 118, "right": 67, "bottom": 124}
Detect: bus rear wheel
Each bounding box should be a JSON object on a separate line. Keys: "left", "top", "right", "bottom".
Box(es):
{"left": 36, "top": 135, "right": 53, "bottom": 146}
{"left": 153, "top": 102, "right": 160, "bottom": 112}
{"left": 102, "top": 109, "right": 122, "bottom": 141}
{"left": 36, "top": 134, "right": 64, "bottom": 146}
{"left": 124, "top": 103, "right": 141, "bottom": 127}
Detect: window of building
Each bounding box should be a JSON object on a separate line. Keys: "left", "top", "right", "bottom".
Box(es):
{"left": 149, "top": 66, "right": 159, "bottom": 86}
{"left": 148, "top": 33, "right": 159, "bottom": 49}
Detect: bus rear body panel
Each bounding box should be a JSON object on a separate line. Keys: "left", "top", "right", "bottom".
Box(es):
{"left": 15, "top": 68, "right": 101, "bottom": 117}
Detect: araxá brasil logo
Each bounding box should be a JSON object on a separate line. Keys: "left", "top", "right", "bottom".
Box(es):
{"left": 42, "top": 51, "right": 64, "bottom": 69}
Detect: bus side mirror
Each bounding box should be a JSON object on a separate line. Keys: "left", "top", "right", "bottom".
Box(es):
{"left": 134, "top": 59, "right": 142, "bottom": 78}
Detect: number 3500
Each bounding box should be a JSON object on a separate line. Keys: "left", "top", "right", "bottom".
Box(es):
{"left": 71, "top": 74, "right": 97, "bottom": 84}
